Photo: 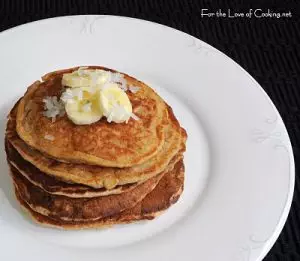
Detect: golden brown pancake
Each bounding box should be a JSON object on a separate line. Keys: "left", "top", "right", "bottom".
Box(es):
{"left": 10, "top": 157, "right": 183, "bottom": 222}
{"left": 6, "top": 139, "right": 183, "bottom": 198}
{"left": 7, "top": 100, "right": 186, "bottom": 189}
{"left": 16, "top": 66, "right": 168, "bottom": 167}
{"left": 5, "top": 140, "right": 139, "bottom": 198}
{"left": 14, "top": 160, "right": 184, "bottom": 229}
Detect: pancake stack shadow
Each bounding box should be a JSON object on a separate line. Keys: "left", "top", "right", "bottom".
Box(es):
{"left": 5, "top": 67, "right": 187, "bottom": 229}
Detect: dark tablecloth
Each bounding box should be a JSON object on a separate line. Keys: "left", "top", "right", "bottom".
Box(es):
{"left": 0, "top": 1, "right": 299, "bottom": 260}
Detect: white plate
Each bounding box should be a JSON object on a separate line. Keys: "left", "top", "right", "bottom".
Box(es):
{"left": 0, "top": 15, "right": 294, "bottom": 261}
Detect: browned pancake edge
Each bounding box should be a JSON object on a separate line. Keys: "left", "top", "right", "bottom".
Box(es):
{"left": 13, "top": 160, "right": 184, "bottom": 229}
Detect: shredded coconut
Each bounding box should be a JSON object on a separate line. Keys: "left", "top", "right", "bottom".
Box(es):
{"left": 110, "top": 72, "right": 122, "bottom": 82}
{"left": 60, "top": 88, "right": 74, "bottom": 103}
{"left": 119, "top": 79, "right": 128, "bottom": 91}
{"left": 107, "top": 111, "right": 113, "bottom": 123}
{"left": 42, "top": 96, "right": 65, "bottom": 122}
{"left": 129, "top": 86, "right": 140, "bottom": 93}
{"left": 131, "top": 113, "right": 140, "bottom": 121}
{"left": 44, "top": 134, "right": 55, "bottom": 141}
{"left": 108, "top": 72, "right": 127, "bottom": 91}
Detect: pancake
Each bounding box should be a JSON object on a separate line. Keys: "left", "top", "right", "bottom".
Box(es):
{"left": 14, "top": 160, "right": 184, "bottom": 229}
{"left": 11, "top": 164, "right": 162, "bottom": 222}
{"left": 6, "top": 139, "right": 183, "bottom": 198}
{"left": 10, "top": 156, "right": 183, "bottom": 222}
{"left": 7, "top": 101, "right": 186, "bottom": 189}
{"left": 6, "top": 140, "right": 137, "bottom": 198}
{"left": 16, "top": 66, "right": 168, "bottom": 168}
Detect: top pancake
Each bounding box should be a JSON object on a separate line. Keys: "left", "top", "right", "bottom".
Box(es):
{"left": 16, "top": 66, "right": 167, "bottom": 167}
{"left": 7, "top": 100, "right": 186, "bottom": 189}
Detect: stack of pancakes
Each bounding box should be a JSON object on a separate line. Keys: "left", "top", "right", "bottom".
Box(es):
{"left": 5, "top": 67, "right": 187, "bottom": 229}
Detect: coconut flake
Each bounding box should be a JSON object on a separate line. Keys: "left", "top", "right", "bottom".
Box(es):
{"left": 107, "top": 111, "right": 113, "bottom": 123}
{"left": 129, "top": 86, "right": 140, "bottom": 93}
{"left": 131, "top": 113, "right": 140, "bottom": 121}
{"left": 60, "top": 88, "right": 74, "bottom": 103}
{"left": 119, "top": 79, "right": 128, "bottom": 91}
{"left": 109, "top": 72, "right": 128, "bottom": 91}
{"left": 42, "top": 96, "right": 65, "bottom": 122}
{"left": 44, "top": 134, "right": 55, "bottom": 141}
{"left": 110, "top": 72, "right": 123, "bottom": 83}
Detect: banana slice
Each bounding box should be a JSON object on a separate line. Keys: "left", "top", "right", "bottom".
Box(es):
{"left": 64, "top": 87, "right": 103, "bottom": 125}
{"left": 62, "top": 69, "right": 109, "bottom": 88}
{"left": 99, "top": 83, "right": 132, "bottom": 123}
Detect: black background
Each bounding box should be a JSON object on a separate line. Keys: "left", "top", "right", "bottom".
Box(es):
{"left": 0, "top": 1, "right": 299, "bottom": 260}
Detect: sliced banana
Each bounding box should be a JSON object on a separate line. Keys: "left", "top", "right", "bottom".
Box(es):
{"left": 64, "top": 87, "right": 103, "bottom": 125}
{"left": 99, "top": 83, "right": 132, "bottom": 123}
{"left": 62, "top": 69, "right": 109, "bottom": 88}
